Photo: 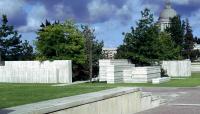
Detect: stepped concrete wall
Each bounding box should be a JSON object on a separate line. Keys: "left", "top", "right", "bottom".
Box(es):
{"left": 124, "top": 66, "right": 161, "bottom": 83}
{"left": 99, "top": 59, "right": 161, "bottom": 84}
{"left": 191, "top": 63, "right": 200, "bottom": 73}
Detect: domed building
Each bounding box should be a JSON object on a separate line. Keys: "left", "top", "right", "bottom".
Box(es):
{"left": 158, "top": 0, "right": 177, "bottom": 31}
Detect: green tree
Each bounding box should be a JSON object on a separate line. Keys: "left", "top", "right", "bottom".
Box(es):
{"left": 0, "top": 15, "right": 33, "bottom": 61}
{"left": 81, "top": 25, "right": 104, "bottom": 81}
{"left": 182, "top": 19, "right": 195, "bottom": 60}
{"left": 155, "top": 32, "right": 180, "bottom": 60}
{"left": 116, "top": 9, "right": 158, "bottom": 65}
{"left": 35, "top": 20, "right": 86, "bottom": 64}
{"left": 166, "top": 16, "right": 185, "bottom": 57}
{"left": 116, "top": 9, "right": 180, "bottom": 66}
{"left": 39, "top": 19, "right": 60, "bottom": 32}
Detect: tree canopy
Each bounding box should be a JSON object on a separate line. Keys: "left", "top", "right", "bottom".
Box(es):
{"left": 35, "top": 20, "right": 86, "bottom": 65}
{"left": 35, "top": 20, "right": 104, "bottom": 80}
{"left": 116, "top": 9, "right": 180, "bottom": 66}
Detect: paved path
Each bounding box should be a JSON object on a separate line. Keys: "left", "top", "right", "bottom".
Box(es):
{"left": 136, "top": 87, "right": 200, "bottom": 114}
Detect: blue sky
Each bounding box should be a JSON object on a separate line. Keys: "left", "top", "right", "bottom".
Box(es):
{"left": 0, "top": 0, "right": 200, "bottom": 48}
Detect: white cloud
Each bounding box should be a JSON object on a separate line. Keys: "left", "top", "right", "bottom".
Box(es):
{"left": 54, "top": 4, "right": 74, "bottom": 19}
{"left": 18, "top": 4, "right": 47, "bottom": 32}
{"left": 188, "top": 9, "right": 200, "bottom": 36}
{"left": 88, "top": 0, "right": 162, "bottom": 47}
{"left": 171, "top": 0, "right": 200, "bottom": 5}
{"left": 54, "top": 4, "right": 65, "bottom": 18}
{"left": 87, "top": 0, "right": 117, "bottom": 21}
{"left": 172, "top": 0, "right": 190, "bottom": 5}
{"left": 0, "top": 0, "right": 25, "bottom": 17}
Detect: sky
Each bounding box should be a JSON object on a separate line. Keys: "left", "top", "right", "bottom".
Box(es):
{"left": 0, "top": 0, "right": 200, "bottom": 48}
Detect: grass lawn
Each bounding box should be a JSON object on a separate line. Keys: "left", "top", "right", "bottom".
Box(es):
{"left": 1, "top": 73, "right": 200, "bottom": 109}
{"left": 83, "top": 73, "right": 200, "bottom": 88}
{"left": 0, "top": 83, "right": 113, "bottom": 109}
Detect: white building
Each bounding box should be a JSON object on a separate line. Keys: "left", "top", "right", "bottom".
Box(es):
{"left": 102, "top": 48, "right": 117, "bottom": 59}
{"left": 158, "top": 0, "right": 177, "bottom": 31}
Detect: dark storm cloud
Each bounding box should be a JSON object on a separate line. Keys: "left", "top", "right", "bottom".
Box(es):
{"left": 8, "top": 11, "right": 27, "bottom": 27}
{"left": 175, "top": 4, "right": 200, "bottom": 17}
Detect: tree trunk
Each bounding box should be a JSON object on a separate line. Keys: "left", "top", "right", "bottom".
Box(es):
{"left": 89, "top": 38, "right": 93, "bottom": 82}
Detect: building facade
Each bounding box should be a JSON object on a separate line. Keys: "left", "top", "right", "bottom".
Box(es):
{"left": 102, "top": 48, "right": 117, "bottom": 59}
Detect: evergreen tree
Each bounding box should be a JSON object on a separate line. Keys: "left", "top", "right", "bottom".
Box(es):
{"left": 166, "top": 16, "right": 185, "bottom": 57}
{"left": 0, "top": 15, "right": 33, "bottom": 61}
{"left": 183, "top": 19, "right": 195, "bottom": 60}
{"left": 167, "top": 16, "right": 185, "bottom": 46}
{"left": 39, "top": 19, "right": 59, "bottom": 32}
{"left": 155, "top": 32, "right": 180, "bottom": 60}
{"left": 116, "top": 9, "right": 180, "bottom": 66}
{"left": 116, "top": 9, "right": 157, "bottom": 65}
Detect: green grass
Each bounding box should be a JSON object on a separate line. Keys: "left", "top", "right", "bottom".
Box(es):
{"left": 0, "top": 83, "right": 113, "bottom": 109}
{"left": 1, "top": 73, "right": 200, "bottom": 109}
{"left": 83, "top": 73, "right": 200, "bottom": 88}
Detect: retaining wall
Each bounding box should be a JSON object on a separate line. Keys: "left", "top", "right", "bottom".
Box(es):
{"left": 0, "top": 60, "right": 72, "bottom": 83}
{"left": 1, "top": 88, "right": 142, "bottom": 114}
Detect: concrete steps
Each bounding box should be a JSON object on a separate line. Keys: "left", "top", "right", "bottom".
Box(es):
{"left": 141, "top": 92, "right": 166, "bottom": 111}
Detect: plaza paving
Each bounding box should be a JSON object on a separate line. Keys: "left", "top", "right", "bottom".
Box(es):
{"left": 136, "top": 87, "right": 200, "bottom": 114}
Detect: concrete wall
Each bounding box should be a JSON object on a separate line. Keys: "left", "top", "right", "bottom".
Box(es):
{"left": 162, "top": 60, "right": 191, "bottom": 77}
{"left": 2, "top": 88, "right": 143, "bottom": 114}
{"left": 124, "top": 67, "right": 161, "bottom": 83}
{"left": 0, "top": 60, "right": 72, "bottom": 83}
{"left": 99, "top": 59, "right": 133, "bottom": 82}
{"left": 191, "top": 63, "right": 200, "bottom": 73}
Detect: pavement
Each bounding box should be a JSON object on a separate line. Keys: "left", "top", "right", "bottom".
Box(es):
{"left": 136, "top": 87, "right": 200, "bottom": 114}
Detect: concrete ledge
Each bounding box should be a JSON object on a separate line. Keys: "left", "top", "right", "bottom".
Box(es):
{"left": 1, "top": 87, "right": 141, "bottom": 114}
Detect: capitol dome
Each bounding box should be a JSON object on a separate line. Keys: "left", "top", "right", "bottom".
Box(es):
{"left": 158, "top": 0, "right": 177, "bottom": 31}
{"left": 159, "top": 1, "right": 177, "bottom": 21}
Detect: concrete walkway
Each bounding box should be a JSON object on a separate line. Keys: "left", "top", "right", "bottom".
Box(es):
{"left": 136, "top": 87, "right": 200, "bottom": 114}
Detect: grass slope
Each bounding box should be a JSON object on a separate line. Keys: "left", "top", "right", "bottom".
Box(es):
{"left": 1, "top": 73, "right": 200, "bottom": 109}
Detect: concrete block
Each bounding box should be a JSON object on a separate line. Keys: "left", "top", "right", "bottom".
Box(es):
{"left": 152, "top": 77, "right": 171, "bottom": 84}
{"left": 99, "top": 59, "right": 135, "bottom": 84}
{"left": 125, "top": 66, "right": 161, "bottom": 83}
{"left": 162, "top": 60, "right": 191, "bottom": 77}
{"left": 191, "top": 63, "right": 200, "bottom": 73}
